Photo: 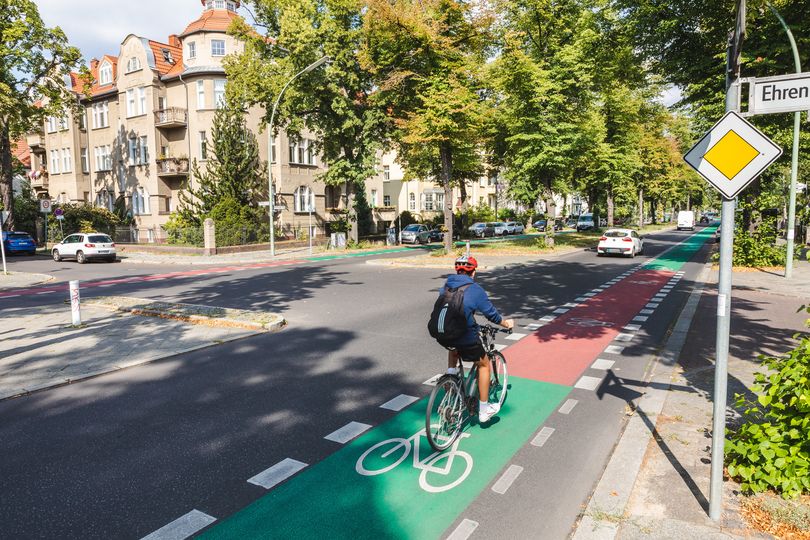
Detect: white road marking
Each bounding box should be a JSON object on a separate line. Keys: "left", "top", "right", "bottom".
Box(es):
{"left": 324, "top": 422, "right": 372, "bottom": 444}
{"left": 35, "top": 291, "right": 50, "bottom": 295}
{"left": 423, "top": 374, "right": 443, "bottom": 386}
{"left": 380, "top": 394, "right": 419, "bottom": 411}
{"left": 492, "top": 465, "right": 524, "bottom": 494}
{"left": 525, "top": 323, "right": 541, "bottom": 330}
{"left": 645, "top": 303, "right": 660, "bottom": 309}
{"left": 591, "top": 358, "right": 615, "bottom": 370}
{"left": 563, "top": 302, "right": 579, "bottom": 308}
{"left": 140, "top": 510, "right": 216, "bottom": 540}
{"left": 2, "top": 294, "right": 20, "bottom": 298}
{"left": 623, "top": 324, "right": 641, "bottom": 331}
{"left": 494, "top": 343, "right": 508, "bottom": 352}
{"left": 531, "top": 426, "right": 556, "bottom": 447}
{"left": 506, "top": 332, "right": 526, "bottom": 341}
{"left": 575, "top": 375, "right": 603, "bottom": 390}
{"left": 552, "top": 308, "right": 569, "bottom": 315}
{"left": 247, "top": 458, "right": 308, "bottom": 490}
{"left": 540, "top": 315, "right": 556, "bottom": 322}
{"left": 640, "top": 309, "right": 655, "bottom": 315}
{"left": 447, "top": 519, "right": 479, "bottom": 540}
{"left": 615, "top": 333, "right": 634, "bottom": 342}
{"left": 604, "top": 345, "right": 625, "bottom": 355}
{"left": 632, "top": 316, "right": 649, "bottom": 322}
{"left": 559, "top": 399, "right": 578, "bottom": 414}
{"left": 584, "top": 293, "right": 597, "bottom": 297}
{"left": 575, "top": 297, "right": 588, "bottom": 302}
{"left": 654, "top": 293, "right": 666, "bottom": 298}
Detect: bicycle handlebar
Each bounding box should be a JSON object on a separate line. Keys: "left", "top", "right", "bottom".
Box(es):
{"left": 480, "top": 324, "right": 512, "bottom": 335}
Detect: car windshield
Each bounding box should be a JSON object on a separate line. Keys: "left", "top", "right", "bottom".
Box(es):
{"left": 486, "top": 223, "right": 497, "bottom": 227}
{"left": 8, "top": 232, "right": 31, "bottom": 239}
{"left": 403, "top": 225, "right": 421, "bottom": 232}
{"left": 579, "top": 215, "right": 593, "bottom": 221}
{"left": 471, "top": 223, "right": 484, "bottom": 228}
{"left": 604, "top": 231, "right": 628, "bottom": 238}
{"left": 88, "top": 235, "right": 113, "bottom": 243}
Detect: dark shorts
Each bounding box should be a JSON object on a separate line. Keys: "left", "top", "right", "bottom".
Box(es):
{"left": 453, "top": 341, "right": 486, "bottom": 363}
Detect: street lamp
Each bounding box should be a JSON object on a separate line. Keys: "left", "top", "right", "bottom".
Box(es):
{"left": 267, "top": 55, "right": 330, "bottom": 256}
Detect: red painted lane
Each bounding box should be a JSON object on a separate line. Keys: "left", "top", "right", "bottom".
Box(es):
{"left": 507, "top": 269, "right": 675, "bottom": 386}
{"left": 0, "top": 259, "right": 304, "bottom": 299}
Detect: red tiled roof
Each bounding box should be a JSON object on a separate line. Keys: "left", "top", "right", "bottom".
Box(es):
{"left": 86, "top": 55, "right": 119, "bottom": 97}
{"left": 12, "top": 139, "right": 31, "bottom": 169}
{"left": 181, "top": 8, "right": 242, "bottom": 37}
{"left": 148, "top": 40, "right": 183, "bottom": 76}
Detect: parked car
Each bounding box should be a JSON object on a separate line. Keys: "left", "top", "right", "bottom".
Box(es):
{"left": 468, "top": 222, "right": 495, "bottom": 238}
{"left": 1, "top": 231, "right": 36, "bottom": 255}
{"left": 492, "top": 222, "right": 509, "bottom": 236}
{"left": 677, "top": 210, "right": 695, "bottom": 231}
{"left": 564, "top": 217, "right": 578, "bottom": 229}
{"left": 533, "top": 218, "right": 563, "bottom": 231}
{"left": 597, "top": 228, "right": 644, "bottom": 258}
{"left": 576, "top": 213, "right": 596, "bottom": 231}
{"left": 427, "top": 227, "right": 444, "bottom": 242}
{"left": 400, "top": 223, "right": 431, "bottom": 245}
{"left": 52, "top": 233, "right": 117, "bottom": 263}
{"left": 504, "top": 221, "right": 525, "bottom": 235}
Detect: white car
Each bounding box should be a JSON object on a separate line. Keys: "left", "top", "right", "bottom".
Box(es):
{"left": 597, "top": 229, "right": 643, "bottom": 258}
{"left": 52, "top": 232, "right": 117, "bottom": 263}
{"left": 677, "top": 210, "right": 695, "bottom": 230}
{"left": 492, "top": 222, "right": 509, "bottom": 236}
{"left": 504, "top": 221, "right": 525, "bottom": 235}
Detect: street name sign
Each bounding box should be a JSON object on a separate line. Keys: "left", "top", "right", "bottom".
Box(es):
{"left": 684, "top": 111, "right": 782, "bottom": 199}
{"left": 745, "top": 72, "right": 810, "bottom": 116}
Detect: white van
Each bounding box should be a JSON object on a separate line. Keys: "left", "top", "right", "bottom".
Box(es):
{"left": 677, "top": 210, "right": 695, "bottom": 231}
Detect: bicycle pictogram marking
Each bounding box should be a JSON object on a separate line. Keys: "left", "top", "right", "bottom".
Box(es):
{"left": 565, "top": 317, "right": 615, "bottom": 328}
{"left": 355, "top": 427, "right": 473, "bottom": 493}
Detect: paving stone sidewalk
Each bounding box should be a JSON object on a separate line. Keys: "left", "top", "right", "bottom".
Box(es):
{"left": 0, "top": 303, "right": 258, "bottom": 401}
{"left": 0, "top": 271, "right": 53, "bottom": 290}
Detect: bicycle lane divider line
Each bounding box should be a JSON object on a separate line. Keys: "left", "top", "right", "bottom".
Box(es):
{"left": 141, "top": 509, "right": 217, "bottom": 540}
{"left": 247, "top": 459, "right": 308, "bottom": 490}
{"left": 197, "top": 377, "right": 571, "bottom": 540}
{"left": 324, "top": 422, "right": 373, "bottom": 444}
{"left": 446, "top": 519, "right": 479, "bottom": 540}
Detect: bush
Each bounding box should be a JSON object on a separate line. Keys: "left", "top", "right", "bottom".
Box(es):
{"left": 726, "top": 306, "right": 810, "bottom": 498}
{"left": 47, "top": 203, "right": 122, "bottom": 242}
{"left": 208, "top": 196, "right": 268, "bottom": 247}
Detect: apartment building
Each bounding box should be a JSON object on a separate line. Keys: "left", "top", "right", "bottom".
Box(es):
{"left": 29, "top": 0, "right": 498, "bottom": 242}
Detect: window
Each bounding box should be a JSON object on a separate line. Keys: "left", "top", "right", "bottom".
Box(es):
{"left": 133, "top": 187, "right": 150, "bottom": 215}
{"left": 50, "top": 150, "right": 60, "bottom": 174}
{"left": 306, "top": 140, "right": 315, "bottom": 165}
{"left": 127, "top": 88, "right": 136, "bottom": 117}
{"left": 188, "top": 41, "right": 196, "bottom": 59}
{"left": 214, "top": 79, "right": 226, "bottom": 108}
{"left": 78, "top": 111, "right": 86, "bottom": 130}
{"left": 96, "top": 190, "right": 114, "bottom": 211}
{"left": 436, "top": 192, "right": 444, "bottom": 210}
{"left": 289, "top": 138, "right": 315, "bottom": 165}
{"left": 81, "top": 148, "right": 89, "bottom": 173}
{"left": 58, "top": 116, "right": 69, "bottom": 131}
{"left": 46, "top": 116, "right": 57, "bottom": 133}
{"left": 95, "top": 146, "right": 112, "bottom": 171}
{"left": 211, "top": 40, "right": 226, "bottom": 57}
{"left": 199, "top": 131, "right": 207, "bottom": 160}
{"left": 370, "top": 189, "right": 377, "bottom": 208}
{"left": 139, "top": 136, "right": 149, "bottom": 164}
{"left": 196, "top": 80, "right": 205, "bottom": 110}
{"left": 409, "top": 192, "right": 416, "bottom": 211}
{"left": 92, "top": 101, "right": 109, "bottom": 128}
{"left": 214, "top": 0, "right": 225, "bottom": 7}
{"left": 227, "top": 1, "right": 236, "bottom": 10}
{"left": 161, "top": 49, "right": 174, "bottom": 65}
{"left": 127, "top": 87, "right": 147, "bottom": 116}
{"left": 62, "top": 148, "right": 72, "bottom": 172}
{"left": 128, "top": 137, "right": 138, "bottom": 163}
{"left": 99, "top": 61, "right": 112, "bottom": 85}
{"left": 270, "top": 135, "right": 277, "bottom": 163}
{"left": 424, "top": 192, "right": 434, "bottom": 211}
{"left": 126, "top": 56, "right": 141, "bottom": 72}
{"left": 383, "top": 195, "right": 391, "bottom": 207}
{"left": 294, "top": 186, "right": 315, "bottom": 212}
{"left": 383, "top": 165, "right": 390, "bottom": 181}
{"left": 138, "top": 87, "right": 147, "bottom": 115}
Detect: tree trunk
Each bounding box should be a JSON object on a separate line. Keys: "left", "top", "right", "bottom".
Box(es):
{"left": 637, "top": 187, "right": 644, "bottom": 230}
{"left": 651, "top": 199, "right": 658, "bottom": 224}
{"left": 458, "top": 180, "right": 468, "bottom": 233}
{"left": 439, "top": 143, "right": 454, "bottom": 252}
{"left": 544, "top": 181, "right": 555, "bottom": 247}
{"left": 606, "top": 189, "right": 615, "bottom": 227}
{"left": 0, "top": 124, "right": 15, "bottom": 229}
{"left": 345, "top": 180, "right": 358, "bottom": 243}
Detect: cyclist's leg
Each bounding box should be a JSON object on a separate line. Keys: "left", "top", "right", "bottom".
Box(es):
{"left": 476, "top": 354, "right": 490, "bottom": 402}
{"left": 447, "top": 349, "right": 460, "bottom": 375}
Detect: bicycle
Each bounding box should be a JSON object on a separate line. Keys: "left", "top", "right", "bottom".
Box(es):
{"left": 425, "top": 324, "right": 511, "bottom": 452}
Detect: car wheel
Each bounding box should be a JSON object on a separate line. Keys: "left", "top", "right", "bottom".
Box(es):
{"left": 107, "top": 256, "right": 116, "bottom": 263}
{"left": 76, "top": 250, "right": 87, "bottom": 264}
{"left": 52, "top": 249, "right": 61, "bottom": 262}
{"left": 629, "top": 248, "right": 636, "bottom": 258}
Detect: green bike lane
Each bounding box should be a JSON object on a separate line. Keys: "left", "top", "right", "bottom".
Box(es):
{"left": 201, "top": 227, "right": 716, "bottom": 539}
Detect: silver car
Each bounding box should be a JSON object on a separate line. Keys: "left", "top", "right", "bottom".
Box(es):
{"left": 504, "top": 221, "right": 525, "bottom": 235}
{"left": 52, "top": 232, "right": 117, "bottom": 263}
{"left": 492, "top": 222, "right": 509, "bottom": 236}
{"left": 400, "top": 224, "right": 430, "bottom": 245}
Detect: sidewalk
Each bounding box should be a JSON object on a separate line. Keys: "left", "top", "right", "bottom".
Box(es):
{"left": 0, "top": 271, "right": 53, "bottom": 290}
{"left": 574, "top": 261, "right": 810, "bottom": 539}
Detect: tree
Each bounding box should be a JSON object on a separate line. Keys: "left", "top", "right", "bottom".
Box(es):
{"left": 360, "top": 0, "right": 493, "bottom": 251}
{"left": 227, "top": 0, "right": 388, "bottom": 240}
{"left": 176, "top": 99, "right": 267, "bottom": 227}
{"left": 0, "top": 0, "right": 85, "bottom": 228}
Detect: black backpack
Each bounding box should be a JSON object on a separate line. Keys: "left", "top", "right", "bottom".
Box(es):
{"left": 428, "top": 283, "right": 471, "bottom": 346}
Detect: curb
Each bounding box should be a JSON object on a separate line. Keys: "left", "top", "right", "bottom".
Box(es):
{"left": 571, "top": 259, "right": 713, "bottom": 540}
{"left": 365, "top": 245, "right": 586, "bottom": 270}
{"left": 0, "top": 272, "right": 55, "bottom": 291}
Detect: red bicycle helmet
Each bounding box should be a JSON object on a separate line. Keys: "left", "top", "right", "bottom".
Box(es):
{"left": 454, "top": 255, "right": 478, "bottom": 273}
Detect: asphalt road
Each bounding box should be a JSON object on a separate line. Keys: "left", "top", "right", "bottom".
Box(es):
{"left": 0, "top": 228, "right": 714, "bottom": 539}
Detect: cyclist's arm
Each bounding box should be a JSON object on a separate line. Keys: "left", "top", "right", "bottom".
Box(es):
{"left": 471, "top": 285, "right": 514, "bottom": 330}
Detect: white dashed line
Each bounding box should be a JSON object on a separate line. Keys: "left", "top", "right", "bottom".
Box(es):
{"left": 324, "top": 422, "right": 372, "bottom": 444}
{"left": 506, "top": 332, "right": 526, "bottom": 341}
{"left": 494, "top": 343, "right": 508, "bottom": 352}
{"left": 640, "top": 309, "right": 655, "bottom": 315}
{"left": 591, "top": 358, "right": 615, "bottom": 370}
{"left": 575, "top": 375, "right": 603, "bottom": 390}
{"left": 525, "top": 323, "right": 541, "bottom": 330}
{"left": 247, "top": 458, "right": 308, "bottom": 490}
{"left": 623, "top": 324, "right": 641, "bottom": 331}
{"left": 380, "top": 394, "right": 419, "bottom": 411}
{"left": 584, "top": 293, "right": 597, "bottom": 297}
{"left": 540, "top": 315, "right": 556, "bottom": 322}
{"left": 604, "top": 345, "right": 625, "bottom": 355}
{"left": 632, "top": 316, "right": 649, "bottom": 322}
{"left": 559, "top": 399, "right": 578, "bottom": 414}
{"left": 552, "top": 308, "right": 569, "bottom": 315}
{"left": 447, "top": 519, "right": 479, "bottom": 540}
{"left": 531, "top": 426, "right": 556, "bottom": 447}
{"left": 563, "top": 302, "right": 579, "bottom": 308}
{"left": 423, "top": 374, "right": 443, "bottom": 386}
{"left": 615, "top": 333, "right": 634, "bottom": 342}
{"left": 645, "top": 303, "right": 660, "bottom": 309}
{"left": 575, "top": 297, "right": 588, "bottom": 302}
{"left": 654, "top": 294, "right": 666, "bottom": 299}
{"left": 35, "top": 291, "right": 50, "bottom": 295}
{"left": 492, "top": 465, "right": 524, "bottom": 494}
{"left": 140, "top": 509, "right": 217, "bottom": 540}
{"left": 2, "top": 294, "right": 20, "bottom": 298}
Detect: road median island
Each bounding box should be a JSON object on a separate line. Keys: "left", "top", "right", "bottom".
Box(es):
{"left": 83, "top": 296, "right": 286, "bottom": 332}
{"left": 0, "top": 271, "right": 54, "bottom": 290}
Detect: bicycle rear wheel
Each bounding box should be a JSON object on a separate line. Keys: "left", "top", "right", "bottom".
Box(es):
{"left": 426, "top": 376, "right": 465, "bottom": 451}
{"left": 488, "top": 350, "right": 508, "bottom": 408}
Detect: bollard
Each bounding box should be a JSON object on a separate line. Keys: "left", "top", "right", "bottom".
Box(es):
{"left": 69, "top": 280, "right": 81, "bottom": 326}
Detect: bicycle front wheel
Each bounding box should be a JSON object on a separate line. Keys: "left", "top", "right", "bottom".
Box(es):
{"left": 426, "top": 376, "right": 465, "bottom": 452}
{"left": 488, "top": 350, "right": 508, "bottom": 408}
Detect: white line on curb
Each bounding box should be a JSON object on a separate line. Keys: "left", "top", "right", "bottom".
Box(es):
{"left": 494, "top": 343, "right": 508, "bottom": 352}
{"left": 604, "top": 345, "right": 625, "bottom": 355}
{"left": 446, "top": 519, "right": 479, "bottom": 540}
{"left": 492, "top": 464, "right": 524, "bottom": 494}
{"left": 623, "top": 324, "right": 641, "bottom": 331}
{"left": 539, "top": 315, "right": 556, "bottom": 322}
{"left": 140, "top": 510, "right": 216, "bottom": 540}
{"left": 614, "top": 333, "right": 634, "bottom": 342}
{"left": 632, "top": 316, "right": 649, "bottom": 322}
{"left": 531, "top": 426, "right": 556, "bottom": 447}
{"left": 552, "top": 308, "right": 569, "bottom": 315}
{"left": 591, "top": 358, "right": 615, "bottom": 370}
{"left": 324, "top": 422, "right": 372, "bottom": 444}
{"left": 575, "top": 375, "right": 603, "bottom": 391}
{"left": 645, "top": 303, "right": 659, "bottom": 309}
{"left": 506, "top": 332, "right": 526, "bottom": 341}
{"left": 640, "top": 309, "right": 655, "bottom": 315}
{"left": 247, "top": 458, "right": 308, "bottom": 490}
{"left": 380, "top": 394, "right": 419, "bottom": 411}
{"left": 525, "top": 323, "right": 541, "bottom": 330}
{"left": 559, "top": 399, "right": 578, "bottom": 414}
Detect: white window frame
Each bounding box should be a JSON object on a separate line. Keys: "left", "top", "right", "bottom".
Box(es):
{"left": 139, "top": 135, "right": 149, "bottom": 165}
{"left": 133, "top": 186, "right": 150, "bottom": 215}
{"left": 199, "top": 131, "right": 208, "bottom": 160}
{"left": 126, "top": 56, "right": 141, "bottom": 73}
{"left": 92, "top": 101, "right": 109, "bottom": 128}
{"left": 211, "top": 39, "right": 226, "bottom": 57}
{"left": 138, "top": 86, "right": 147, "bottom": 116}
{"left": 46, "top": 116, "right": 57, "bottom": 133}
{"left": 99, "top": 61, "right": 112, "bottom": 85}
{"left": 50, "top": 150, "right": 60, "bottom": 174}
{"left": 214, "top": 79, "right": 226, "bottom": 108}
{"left": 58, "top": 116, "right": 69, "bottom": 131}
{"left": 424, "top": 192, "right": 434, "bottom": 211}
{"left": 294, "top": 186, "right": 315, "bottom": 213}
{"left": 62, "top": 148, "right": 72, "bottom": 173}
{"left": 370, "top": 189, "right": 377, "bottom": 208}
{"left": 81, "top": 148, "right": 89, "bottom": 173}
{"left": 197, "top": 80, "right": 205, "bottom": 110}
{"left": 383, "top": 165, "right": 390, "bottom": 181}
{"left": 409, "top": 192, "right": 416, "bottom": 211}
{"left": 436, "top": 191, "right": 445, "bottom": 210}
{"left": 127, "top": 88, "right": 136, "bottom": 117}
{"left": 270, "top": 135, "right": 277, "bottom": 163}
{"left": 227, "top": 1, "right": 236, "bottom": 10}
{"left": 383, "top": 195, "right": 391, "bottom": 207}
{"left": 214, "top": 0, "right": 225, "bottom": 9}
{"left": 128, "top": 137, "right": 138, "bottom": 164}
{"left": 188, "top": 41, "right": 196, "bottom": 59}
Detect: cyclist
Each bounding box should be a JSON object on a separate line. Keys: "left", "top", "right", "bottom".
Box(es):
{"left": 440, "top": 255, "right": 514, "bottom": 423}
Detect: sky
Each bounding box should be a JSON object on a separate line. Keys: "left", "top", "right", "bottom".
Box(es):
{"left": 35, "top": 0, "right": 254, "bottom": 61}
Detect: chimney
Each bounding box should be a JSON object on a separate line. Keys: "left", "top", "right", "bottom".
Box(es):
{"left": 168, "top": 34, "right": 181, "bottom": 48}
{"left": 90, "top": 58, "right": 99, "bottom": 70}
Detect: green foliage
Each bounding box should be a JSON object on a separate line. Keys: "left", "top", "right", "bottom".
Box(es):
{"left": 46, "top": 203, "right": 122, "bottom": 241}
{"left": 208, "top": 196, "right": 268, "bottom": 247}
{"left": 397, "top": 211, "right": 417, "bottom": 229}
{"left": 726, "top": 307, "right": 810, "bottom": 498}
{"left": 162, "top": 213, "right": 203, "bottom": 246}
{"left": 10, "top": 180, "right": 38, "bottom": 234}
{"left": 731, "top": 194, "right": 788, "bottom": 267}
{"left": 466, "top": 204, "right": 496, "bottom": 224}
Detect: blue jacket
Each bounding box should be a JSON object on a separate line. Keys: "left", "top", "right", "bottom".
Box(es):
{"left": 439, "top": 273, "right": 503, "bottom": 346}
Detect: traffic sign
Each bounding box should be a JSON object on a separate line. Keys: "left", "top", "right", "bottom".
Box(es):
{"left": 39, "top": 199, "right": 52, "bottom": 213}
{"left": 54, "top": 208, "right": 64, "bottom": 217}
{"left": 684, "top": 111, "right": 782, "bottom": 199}
{"left": 56, "top": 215, "right": 65, "bottom": 221}
{"left": 745, "top": 72, "right": 810, "bottom": 116}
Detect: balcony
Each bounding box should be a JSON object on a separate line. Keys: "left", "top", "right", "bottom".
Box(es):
{"left": 26, "top": 134, "right": 46, "bottom": 152}
{"left": 156, "top": 157, "right": 189, "bottom": 177}
{"left": 154, "top": 107, "right": 188, "bottom": 128}
{"left": 28, "top": 168, "right": 49, "bottom": 189}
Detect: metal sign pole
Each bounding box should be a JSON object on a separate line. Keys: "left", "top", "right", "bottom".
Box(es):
{"left": 0, "top": 214, "right": 8, "bottom": 275}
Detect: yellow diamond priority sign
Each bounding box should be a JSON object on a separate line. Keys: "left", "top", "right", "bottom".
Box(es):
{"left": 684, "top": 111, "right": 782, "bottom": 199}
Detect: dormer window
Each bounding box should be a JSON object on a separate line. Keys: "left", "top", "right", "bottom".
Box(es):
{"left": 99, "top": 61, "right": 112, "bottom": 85}
{"left": 161, "top": 49, "right": 175, "bottom": 65}
{"left": 126, "top": 57, "right": 141, "bottom": 73}
{"left": 227, "top": 1, "right": 236, "bottom": 10}
{"left": 214, "top": 0, "right": 225, "bottom": 8}
{"left": 204, "top": 0, "right": 237, "bottom": 10}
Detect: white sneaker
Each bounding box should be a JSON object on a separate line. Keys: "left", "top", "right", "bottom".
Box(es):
{"left": 478, "top": 402, "right": 501, "bottom": 423}
{"left": 446, "top": 367, "right": 459, "bottom": 376}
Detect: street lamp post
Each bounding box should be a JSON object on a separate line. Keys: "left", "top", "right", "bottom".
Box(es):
{"left": 267, "top": 55, "right": 330, "bottom": 256}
